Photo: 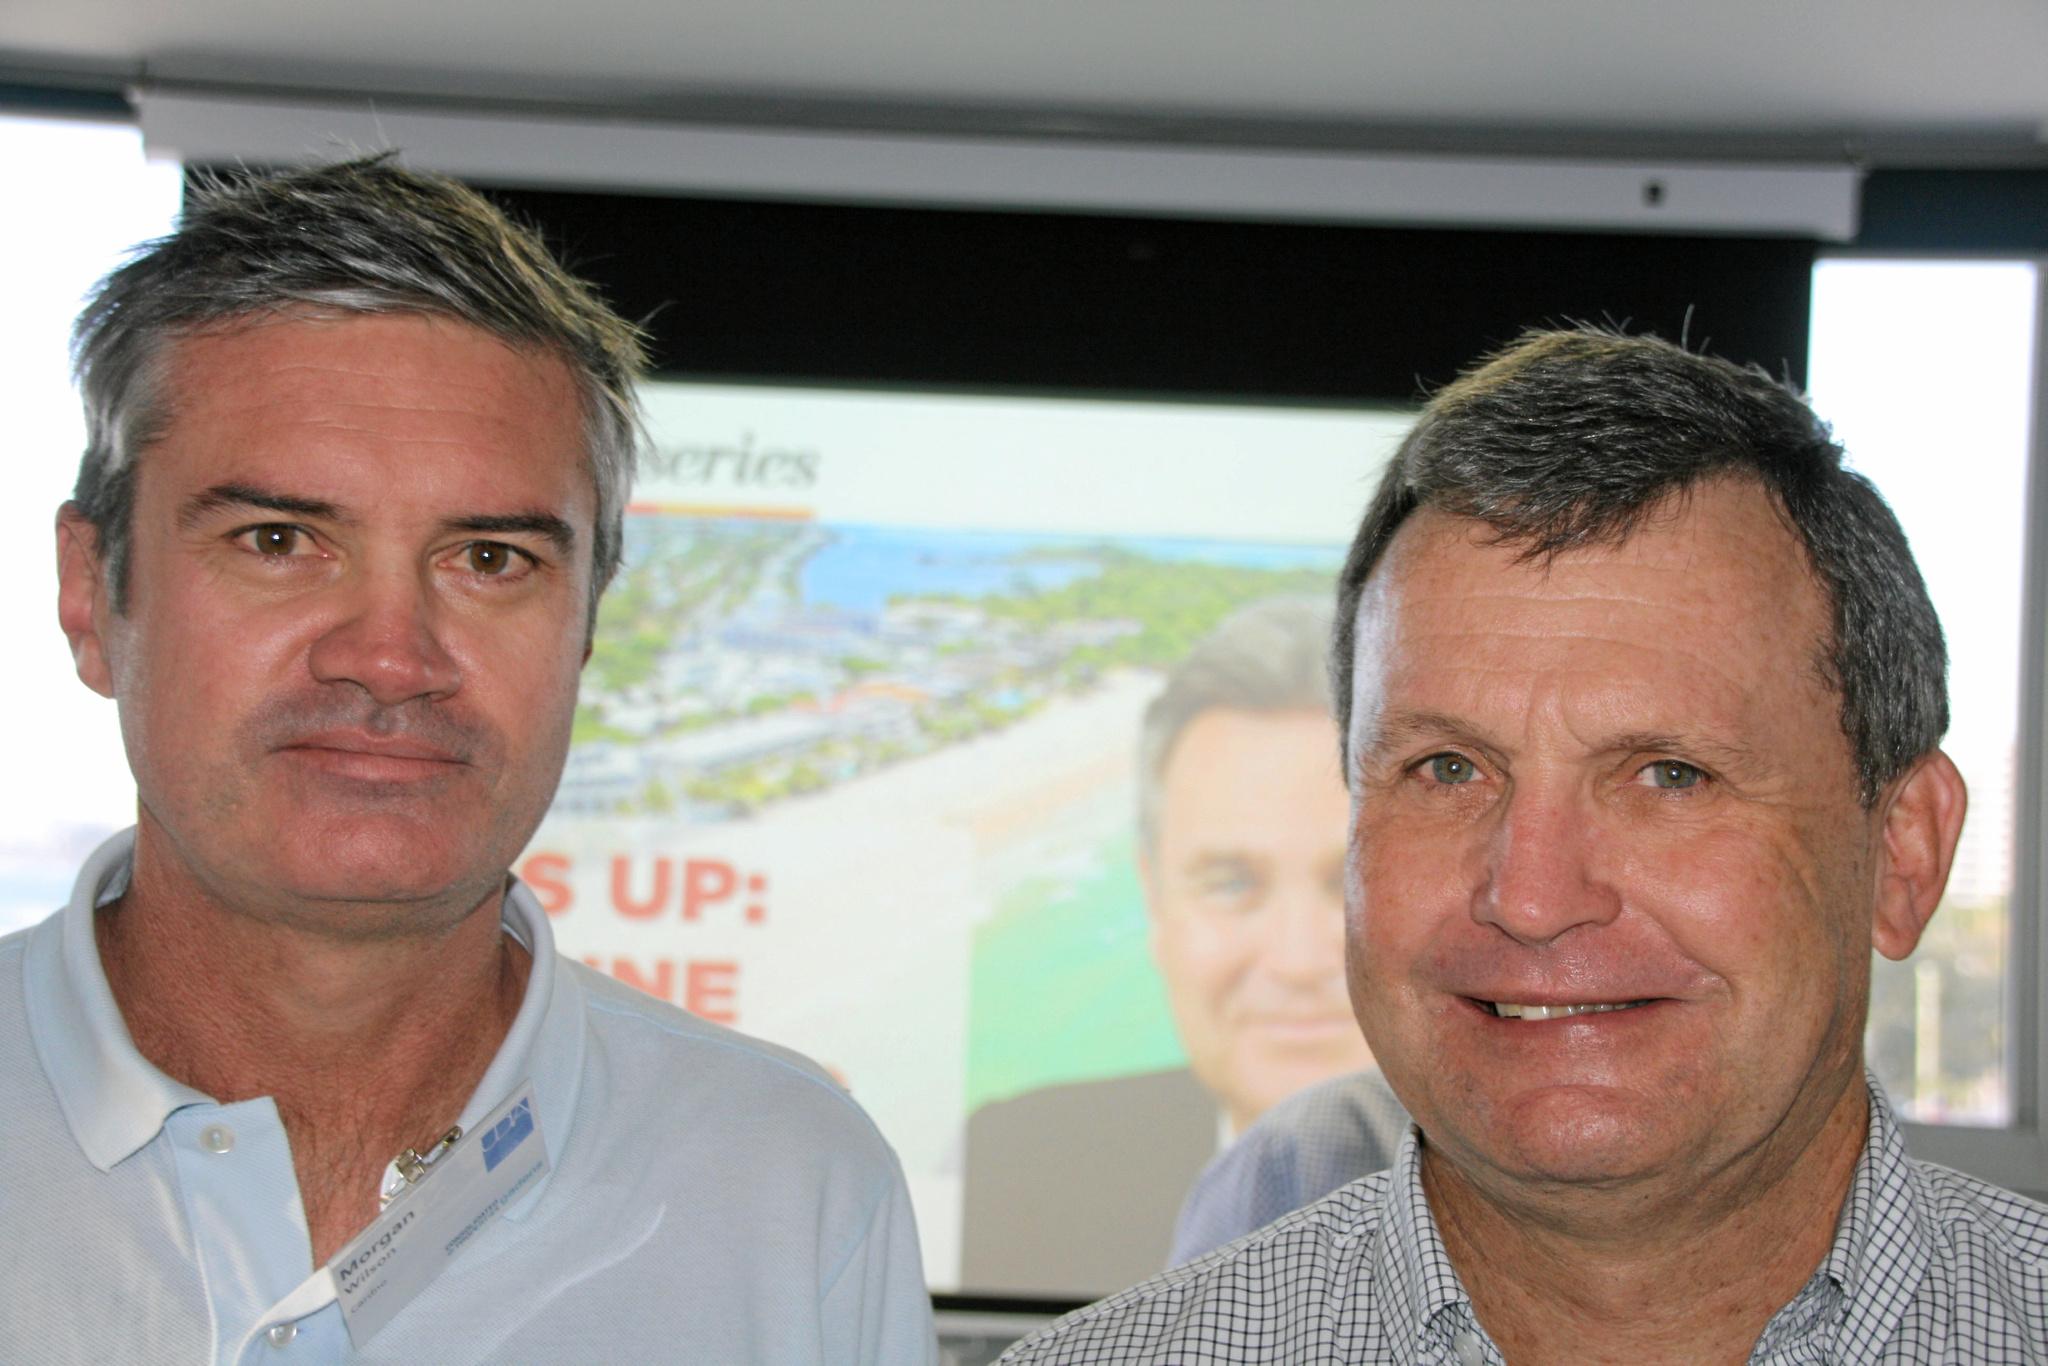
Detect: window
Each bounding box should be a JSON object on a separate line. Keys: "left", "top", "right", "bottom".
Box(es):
{"left": 1810, "top": 257, "right": 2047, "bottom": 1189}
{"left": 0, "top": 112, "right": 178, "bottom": 936}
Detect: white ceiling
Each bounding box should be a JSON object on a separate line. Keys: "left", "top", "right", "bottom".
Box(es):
{"left": 5, "top": 0, "right": 2047, "bottom": 162}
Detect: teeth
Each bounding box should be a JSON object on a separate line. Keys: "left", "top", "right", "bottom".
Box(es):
{"left": 1490, "top": 1001, "right": 1647, "bottom": 1020}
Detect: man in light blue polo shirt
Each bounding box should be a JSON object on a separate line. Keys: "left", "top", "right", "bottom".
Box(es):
{"left": 1, "top": 157, "right": 935, "bottom": 1364}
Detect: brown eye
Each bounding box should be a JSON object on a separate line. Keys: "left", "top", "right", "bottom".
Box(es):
{"left": 250, "top": 525, "right": 300, "bottom": 555}
{"left": 467, "top": 542, "right": 515, "bottom": 575}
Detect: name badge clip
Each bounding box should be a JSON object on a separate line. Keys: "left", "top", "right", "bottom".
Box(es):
{"left": 334, "top": 1083, "right": 549, "bottom": 1346}
{"left": 380, "top": 1125, "right": 463, "bottom": 1208}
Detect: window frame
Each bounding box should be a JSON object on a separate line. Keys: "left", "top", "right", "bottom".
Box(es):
{"left": 1885, "top": 254, "right": 2048, "bottom": 1198}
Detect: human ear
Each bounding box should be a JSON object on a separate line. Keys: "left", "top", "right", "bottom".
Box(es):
{"left": 56, "top": 503, "right": 116, "bottom": 699}
{"left": 1871, "top": 749, "right": 1968, "bottom": 961}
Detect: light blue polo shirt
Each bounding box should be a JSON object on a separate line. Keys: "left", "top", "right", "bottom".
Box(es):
{"left": 1, "top": 829, "right": 936, "bottom": 1364}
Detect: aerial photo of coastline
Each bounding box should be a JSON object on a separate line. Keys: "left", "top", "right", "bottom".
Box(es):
{"left": 556, "top": 514, "right": 1342, "bottom": 826}
{"left": 535, "top": 506, "right": 1351, "bottom": 1286}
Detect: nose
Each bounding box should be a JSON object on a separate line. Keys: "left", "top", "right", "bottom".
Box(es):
{"left": 306, "top": 565, "right": 462, "bottom": 706}
{"left": 1472, "top": 781, "right": 1621, "bottom": 945}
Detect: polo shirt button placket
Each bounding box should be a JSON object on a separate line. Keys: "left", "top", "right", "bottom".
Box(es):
{"left": 200, "top": 1124, "right": 236, "bottom": 1154}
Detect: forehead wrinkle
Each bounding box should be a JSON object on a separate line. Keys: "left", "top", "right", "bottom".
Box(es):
{"left": 1394, "top": 657, "right": 1786, "bottom": 758}
{"left": 1406, "top": 636, "right": 1776, "bottom": 708}
{"left": 225, "top": 395, "right": 547, "bottom": 430}
{"left": 168, "top": 358, "right": 510, "bottom": 414}
{"left": 256, "top": 398, "right": 522, "bottom": 418}
{"left": 288, "top": 422, "right": 538, "bottom": 450}
{"left": 1401, "top": 578, "right": 1780, "bottom": 636}
{"left": 1391, "top": 564, "right": 1827, "bottom": 705}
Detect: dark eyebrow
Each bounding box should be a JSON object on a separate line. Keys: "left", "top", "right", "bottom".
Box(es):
{"left": 1354, "top": 709, "right": 1479, "bottom": 761}
{"left": 443, "top": 513, "right": 577, "bottom": 555}
{"left": 176, "top": 487, "right": 575, "bottom": 556}
{"left": 1352, "top": 714, "right": 1763, "bottom": 782}
{"left": 179, "top": 482, "right": 347, "bottom": 529}
{"left": 1607, "top": 730, "right": 1761, "bottom": 770}
{"left": 1350, "top": 708, "right": 1495, "bottom": 788}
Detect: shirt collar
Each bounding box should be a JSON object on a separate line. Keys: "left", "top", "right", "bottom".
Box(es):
{"left": 1369, "top": 1074, "right": 1928, "bottom": 1360}
{"left": 1812, "top": 1075, "right": 1933, "bottom": 1351}
{"left": 24, "top": 828, "right": 208, "bottom": 1171}
{"left": 456, "top": 874, "right": 582, "bottom": 1219}
{"left": 25, "top": 827, "right": 584, "bottom": 1207}
{"left": 1373, "top": 1125, "right": 1476, "bottom": 1354}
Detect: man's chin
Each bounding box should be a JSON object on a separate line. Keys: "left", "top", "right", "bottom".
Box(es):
{"left": 231, "top": 827, "right": 512, "bottom": 932}
{"left": 1429, "top": 1086, "right": 1688, "bottom": 1189}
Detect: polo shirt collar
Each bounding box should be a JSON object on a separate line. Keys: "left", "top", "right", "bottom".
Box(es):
{"left": 25, "top": 827, "right": 583, "bottom": 1210}
{"left": 24, "top": 828, "right": 207, "bottom": 1171}
{"left": 457, "top": 874, "right": 582, "bottom": 1219}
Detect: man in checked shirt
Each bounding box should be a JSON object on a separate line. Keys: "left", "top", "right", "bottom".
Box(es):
{"left": 1002, "top": 328, "right": 2047, "bottom": 1364}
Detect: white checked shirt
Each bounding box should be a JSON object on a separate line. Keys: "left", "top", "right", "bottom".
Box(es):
{"left": 1001, "top": 1080, "right": 2048, "bottom": 1364}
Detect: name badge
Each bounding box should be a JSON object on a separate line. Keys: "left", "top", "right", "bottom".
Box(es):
{"left": 329, "top": 1082, "right": 551, "bottom": 1346}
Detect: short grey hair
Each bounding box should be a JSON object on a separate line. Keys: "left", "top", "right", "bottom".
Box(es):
{"left": 1332, "top": 327, "right": 1947, "bottom": 806}
{"left": 1138, "top": 596, "right": 1334, "bottom": 850}
{"left": 70, "top": 155, "right": 647, "bottom": 625}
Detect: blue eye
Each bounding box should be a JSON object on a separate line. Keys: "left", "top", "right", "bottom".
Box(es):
{"left": 1646, "top": 760, "right": 1704, "bottom": 790}
{"left": 1427, "top": 754, "right": 1477, "bottom": 785}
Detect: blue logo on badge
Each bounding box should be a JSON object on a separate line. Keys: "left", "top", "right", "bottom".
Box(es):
{"left": 481, "top": 1098, "right": 534, "bottom": 1172}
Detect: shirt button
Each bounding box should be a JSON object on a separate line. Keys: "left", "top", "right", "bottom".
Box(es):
{"left": 200, "top": 1124, "right": 235, "bottom": 1154}
{"left": 265, "top": 1322, "right": 297, "bottom": 1348}
{"left": 1452, "top": 1329, "right": 1486, "bottom": 1366}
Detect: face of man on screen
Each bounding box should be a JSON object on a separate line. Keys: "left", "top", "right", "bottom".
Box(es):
{"left": 1144, "top": 706, "right": 1373, "bottom": 1134}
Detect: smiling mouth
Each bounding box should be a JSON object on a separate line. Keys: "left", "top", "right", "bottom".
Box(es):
{"left": 1483, "top": 1000, "right": 1655, "bottom": 1020}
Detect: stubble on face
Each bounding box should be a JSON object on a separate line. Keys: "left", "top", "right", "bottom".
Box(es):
{"left": 92, "top": 312, "right": 595, "bottom": 940}
{"left": 1339, "top": 480, "right": 1885, "bottom": 1226}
